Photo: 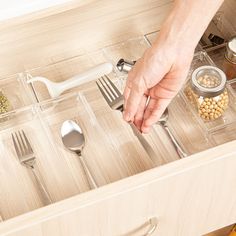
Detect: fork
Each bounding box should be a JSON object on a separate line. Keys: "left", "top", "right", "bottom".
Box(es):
{"left": 12, "top": 130, "right": 52, "bottom": 205}
{"left": 96, "top": 75, "right": 158, "bottom": 164}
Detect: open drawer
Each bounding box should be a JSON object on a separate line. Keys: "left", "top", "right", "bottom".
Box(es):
{"left": 0, "top": 36, "right": 235, "bottom": 236}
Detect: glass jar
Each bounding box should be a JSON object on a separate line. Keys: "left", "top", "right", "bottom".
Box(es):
{"left": 185, "top": 66, "right": 229, "bottom": 121}
{"left": 223, "top": 36, "right": 236, "bottom": 80}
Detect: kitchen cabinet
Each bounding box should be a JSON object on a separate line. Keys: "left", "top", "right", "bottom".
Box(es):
{"left": 0, "top": 1, "right": 235, "bottom": 236}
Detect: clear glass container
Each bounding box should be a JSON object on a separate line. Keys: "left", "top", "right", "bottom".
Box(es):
{"left": 223, "top": 36, "right": 236, "bottom": 80}
{"left": 184, "top": 65, "right": 229, "bottom": 121}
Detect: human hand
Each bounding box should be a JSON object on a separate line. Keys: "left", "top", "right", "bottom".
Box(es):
{"left": 123, "top": 43, "right": 194, "bottom": 133}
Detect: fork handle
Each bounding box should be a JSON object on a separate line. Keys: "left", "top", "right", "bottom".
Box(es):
{"left": 30, "top": 167, "right": 53, "bottom": 205}
{"left": 129, "top": 123, "right": 158, "bottom": 164}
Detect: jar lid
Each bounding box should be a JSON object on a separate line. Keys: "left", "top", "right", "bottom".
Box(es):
{"left": 225, "top": 36, "right": 236, "bottom": 64}
{"left": 191, "top": 66, "right": 226, "bottom": 97}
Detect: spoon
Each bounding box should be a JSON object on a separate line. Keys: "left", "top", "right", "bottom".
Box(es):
{"left": 61, "top": 120, "right": 98, "bottom": 189}
{"left": 158, "top": 109, "right": 187, "bottom": 158}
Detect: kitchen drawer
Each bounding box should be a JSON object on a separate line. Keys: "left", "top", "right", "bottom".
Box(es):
{"left": 0, "top": 141, "right": 235, "bottom": 236}
{"left": 0, "top": 38, "right": 235, "bottom": 236}
{"left": 0, "top": 38, "right": 234, "bottom": 236}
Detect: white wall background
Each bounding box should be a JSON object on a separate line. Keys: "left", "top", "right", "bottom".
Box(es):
{"left": 0, "top": 0, "right": 70, "bottom": 21}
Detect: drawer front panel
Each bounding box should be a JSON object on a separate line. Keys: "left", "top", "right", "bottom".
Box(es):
{"left": 2, "top": 144, "right": 236, "bottom": 236}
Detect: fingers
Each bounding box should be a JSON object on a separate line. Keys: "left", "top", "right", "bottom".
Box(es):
{"left": 141, "top": 97, "right": 171, "bottom": 133}
{"left": 123, "top": 86, "right": 144, "bottom": 122}
{"left": 133, "top": 94, "right": 149, "bottom": 131}
{"left": 123, "top": 70, "right": 147, "bottom": 122}
{"left": 123, "top": 80, "right": 131, "bottom": 111}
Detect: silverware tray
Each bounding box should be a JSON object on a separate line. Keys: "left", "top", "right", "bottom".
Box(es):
{"left": 0, "top": 36, "right": 235, "bottom": 221}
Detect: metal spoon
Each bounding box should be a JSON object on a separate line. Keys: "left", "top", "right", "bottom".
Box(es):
{"left": 61, "top": 120, "right": 98, "bottom": 189}
{"left": 158, "top": 109, "right": 187, "bottom": 158}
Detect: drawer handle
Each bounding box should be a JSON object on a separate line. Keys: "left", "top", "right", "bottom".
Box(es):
{"left": 143, "top": 217, "right": 158, "bottom": 236}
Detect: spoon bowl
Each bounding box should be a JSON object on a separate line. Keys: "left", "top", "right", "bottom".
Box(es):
{"left": 61, "top": 120, "right": 85, "bottom": 153}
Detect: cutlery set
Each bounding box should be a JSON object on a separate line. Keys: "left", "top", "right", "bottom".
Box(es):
{"left": 12, "top": 130, "right": 52, "bottom": 205}
{"left": 5, "top": 60, "right": 185, "bottom": 209}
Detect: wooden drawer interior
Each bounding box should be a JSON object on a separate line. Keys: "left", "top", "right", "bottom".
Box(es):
{"left": 0, "top": 33, "right": 235, "bottom": 223}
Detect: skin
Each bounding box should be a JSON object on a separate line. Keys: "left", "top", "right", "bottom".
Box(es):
{"left": 123, "top": 0, "right": 224, "bottom": 133}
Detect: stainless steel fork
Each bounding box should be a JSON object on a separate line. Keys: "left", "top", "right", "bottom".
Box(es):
{"left": 12, "top": 130, "right": 52, "bottom": 205}
{"left": 96, "top": 75, "right": 158, "bottom": 163}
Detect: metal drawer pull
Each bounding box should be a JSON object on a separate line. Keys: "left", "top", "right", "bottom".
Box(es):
{"left": 143, "top": 217, "right": 158, "bottom": 236}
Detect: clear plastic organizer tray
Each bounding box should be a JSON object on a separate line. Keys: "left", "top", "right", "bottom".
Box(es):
{"left": 0, "top": 88, "right": 183, "bottom": 221}
{"left": 25, "top": 36, "right": 152, "bottom": 102}
{"left": 144, "top": 31, "right": 203, "bottom": 52}
{"left": 162, "top": 93, "right": 215, "bottom": 155}
{"left": 103, "top": 36, "right": 150, "bottom": 72}
{"left": 25, "top": 52, "right": 109, "bottom": 102}
{"left": 0, "top": 103, "right": 73, "bottom": 220}
{"left": 228, "top": 78, "right": 236, "bottom": 98}
{"left": 180, "top": 51, "right": 236, "bottom": 133}
{"left": 210, "top": 120, "right": 236, "bottom": 146}
{"left": 24, "top": 37, "right": 236, "bottom": 156}
{"left": 0, "top": 35, "right": 236, "bottom": 221}
{"left": 0, "top": 73, "right": 35, "bottom": 112}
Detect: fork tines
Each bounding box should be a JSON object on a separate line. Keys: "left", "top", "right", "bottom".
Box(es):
{"left": 12, "top": 130, "right": 33, "bottom": 161}
{"left": 96, "top": 76, "right": 122, "bottom": 102}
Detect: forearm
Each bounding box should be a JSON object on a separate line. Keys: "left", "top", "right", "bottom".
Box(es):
{"left": 153, "top": 0, "right": 224, "bottom": 52}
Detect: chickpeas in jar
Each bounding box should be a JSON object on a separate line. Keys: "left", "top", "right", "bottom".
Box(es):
{"left": 185, "top": 66, "right": 229, "bottom": 121}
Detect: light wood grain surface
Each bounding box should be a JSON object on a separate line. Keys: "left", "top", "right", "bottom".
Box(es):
{"left": 0, "top": 140, "right": 235, "bottom": 236}
{"left": 0, "top": 0, "right": 173, "bottom": 78}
